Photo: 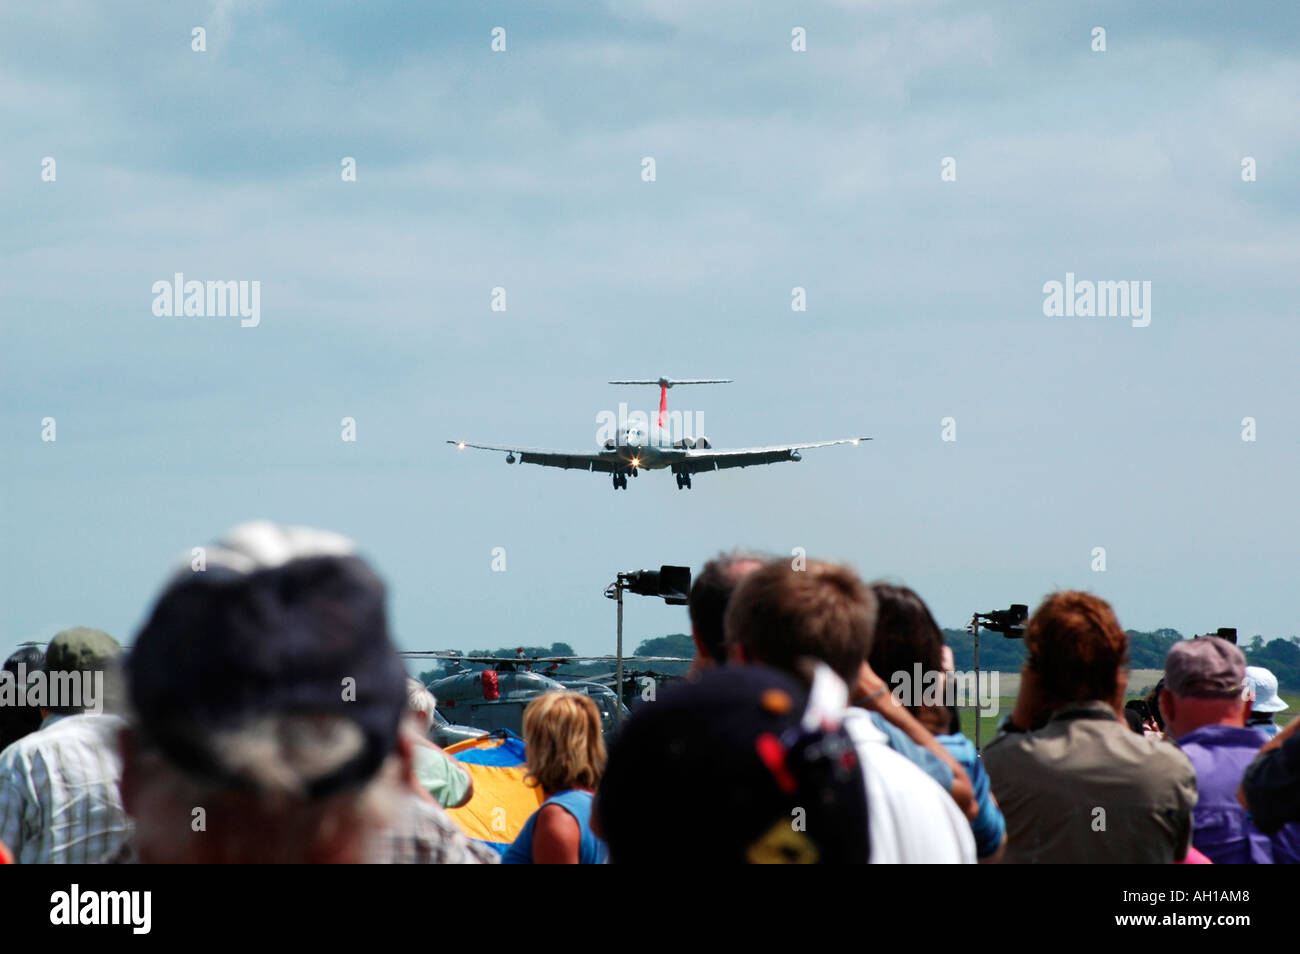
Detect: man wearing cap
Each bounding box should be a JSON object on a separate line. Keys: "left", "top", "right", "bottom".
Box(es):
{"left": 117, "top": 521, "right": 496, "bottom": 864}
{"left": 597, "top": 664, "right": 871, "bottom": 863}
{"left": 1161, "top": 637, "right": 1300, "bottom": 864}
{"left": 0, "top": 627, "right": 132, "bottom": 863}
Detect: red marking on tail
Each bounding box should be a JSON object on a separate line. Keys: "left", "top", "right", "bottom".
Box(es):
{"left": 658, "top": 383, "right": 668, "bottom": 427}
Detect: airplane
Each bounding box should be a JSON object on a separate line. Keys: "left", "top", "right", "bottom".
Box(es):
{"left": 448, "top": 377, "right": 871, "bottom": 490}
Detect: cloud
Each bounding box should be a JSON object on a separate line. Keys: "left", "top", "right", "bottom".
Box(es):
{"left": 2, "top": 1, "right": 1298, "bottom": 656}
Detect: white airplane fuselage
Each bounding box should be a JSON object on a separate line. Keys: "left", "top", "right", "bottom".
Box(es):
{"left": 600, "top": 425, "right": 708, "bottom": 471}
{"left": 447, "top": 377, "right": 865, "bottom": 491}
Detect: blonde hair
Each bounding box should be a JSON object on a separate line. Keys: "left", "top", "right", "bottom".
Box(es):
{"left": 521, "top": 692, "right": 606, "bottom": 794}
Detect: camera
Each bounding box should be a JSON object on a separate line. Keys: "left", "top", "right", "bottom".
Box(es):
{"left": 1196, "top": 627, "right": 1237, "bottom": 645}
{"left": 974, "top": 604, "right": 1029, "bottom": 637}
{"left": 1124, "top": 698, "right": 1154, "bottom": 723}
{"left": 622, "top": 566, "right": 691, "bottom": 605}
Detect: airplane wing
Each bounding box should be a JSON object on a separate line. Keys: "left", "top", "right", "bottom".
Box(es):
{"left": 674, "top": 437, "right": 871, "bottom": 474}
{"left": 447, "top": 440, "right": 618, "bottom": 473}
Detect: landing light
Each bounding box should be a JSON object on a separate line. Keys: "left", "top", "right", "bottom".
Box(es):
{"left": 632, "top": 457, "right": 640, "bottom": 467}
{"left": 852, "top": 438, "right": 860, "bottom": 445}
{"left": 457, "top": 441, "right": 466, "bottom": 450}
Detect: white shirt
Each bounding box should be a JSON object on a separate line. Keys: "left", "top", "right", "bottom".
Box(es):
{"left": 0, "top": 713, "right": 132, "bottom": 864}
{"left": 841, "top": 708, "right": 976, "bottom": 863}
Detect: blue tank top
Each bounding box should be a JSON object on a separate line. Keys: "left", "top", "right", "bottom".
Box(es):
{"left": 502, "top": 790, "right": 608, "bottom": 864}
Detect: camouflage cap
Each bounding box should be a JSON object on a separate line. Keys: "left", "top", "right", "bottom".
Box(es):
{"left": 44, "top": 627, "right": 121, "bottom": 675}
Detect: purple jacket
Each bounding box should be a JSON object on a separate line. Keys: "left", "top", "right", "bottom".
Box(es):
{"left": 1178, "top": 724, "right": 1300, "bottom": 864}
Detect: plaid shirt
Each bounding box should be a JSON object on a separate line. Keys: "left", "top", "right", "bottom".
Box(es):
{"left": 374, "top": 793, "right": 500, "bottom": 864}
{"left": 0, "top": 713, "right": 132, "bottom": 864}
{"left": 105, "top": 791, "right": 501, "bottom": 864}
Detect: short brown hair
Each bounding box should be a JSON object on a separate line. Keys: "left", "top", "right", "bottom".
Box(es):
{"left": 688, "top": 550, "right": 767, "bottom": 664}
{"left": 1024, "top": 591, "right": 1129, "bottom": 707}
{"left": 723, "top": 559, "right": 876, "bottom": 684}
{"left": 521, "top": 692, "right": 606, "bottom": 794}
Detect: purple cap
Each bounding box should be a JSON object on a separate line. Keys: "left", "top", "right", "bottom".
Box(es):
{"left": 1164, "top": 636, "right": 1246, "bottom": 699}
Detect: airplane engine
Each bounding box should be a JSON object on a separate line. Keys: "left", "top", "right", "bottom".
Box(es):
{"left": 695, "top": 436, "right": 711, "bottom": 449}
{"left": 506, "top": 453, "right": 516, "bottom": 464}
{"left": 603, "top": 439, "right": 616, "bottom": 451}
{"left": 673, "top": 438, "right": 694, "bottom": 449}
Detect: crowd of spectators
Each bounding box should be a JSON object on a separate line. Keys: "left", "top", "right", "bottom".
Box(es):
{"left": 1, "top": 523, "right": 1297, "bottom": 864}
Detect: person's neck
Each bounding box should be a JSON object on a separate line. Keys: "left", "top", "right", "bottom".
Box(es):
{"left": 1050, "top": 697, "right": 1122, "bottom": 717}
{"left": 1189, "top": 715, "right": 1246, "bottom": 731}
{"left": 546, "top": 786, "right": 593, "bottom": 799}
{"left": 1170, "top": 715, "right": 1246, "bottom": 740}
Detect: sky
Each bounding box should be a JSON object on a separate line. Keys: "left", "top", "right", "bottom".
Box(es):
{"left": 2, "top": 1, "right": 1298, "bottom": 665}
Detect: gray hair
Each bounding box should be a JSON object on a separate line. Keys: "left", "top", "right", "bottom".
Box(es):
{"left": 205, "top": 713, "right": 368, "bottom": 798}
{"left": 126, "top": 713, "right": 403, "bottom": 863}
{"left": 405, "top": 678, "right": 437, "bottom": 734}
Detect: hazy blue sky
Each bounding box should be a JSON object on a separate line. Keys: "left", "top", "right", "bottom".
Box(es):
{"left": 3, "top": 1, "right": 1297, "bottom": 665}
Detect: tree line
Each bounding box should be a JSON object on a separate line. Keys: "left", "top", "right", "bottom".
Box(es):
{"left": 945, "top": 629, "right": 1300, "bottom": 691}
{"left": 419, "top": 631, "right": 1300, "bottom": 692}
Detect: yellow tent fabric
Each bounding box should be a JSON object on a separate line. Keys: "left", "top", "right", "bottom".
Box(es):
{"left": 444, "top": 732, "right": 543, "bottom": 854}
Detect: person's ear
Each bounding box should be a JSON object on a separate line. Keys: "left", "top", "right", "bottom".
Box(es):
{"left": 396, "top": 727, "right": 414, "bottom": 770}
{"left": 1158, "top": 689, "right": 1174, "bottom": 726}
{"left": 1113, "top": 669, "right": 1129, "bottom": 711}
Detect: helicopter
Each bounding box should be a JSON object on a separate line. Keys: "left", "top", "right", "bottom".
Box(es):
{"left": 405, "top": 650, "right": 690, "bottom": 744}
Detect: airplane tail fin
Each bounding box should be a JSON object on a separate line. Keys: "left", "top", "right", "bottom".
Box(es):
{"left": 608, "top": 378, "right": 732, "bottom": 427}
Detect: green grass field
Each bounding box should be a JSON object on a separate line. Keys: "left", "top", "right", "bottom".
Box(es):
{"left": 955, "top": 690, "right": 1297, "bottom": 751}
{"left": 956, "top": 700, "right": 1016, "bottom": 747}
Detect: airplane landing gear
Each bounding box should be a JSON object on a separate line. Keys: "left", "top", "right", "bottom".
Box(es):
{"left": 675, "top": 472, "right": 692, "bottom": 490}
{"left": 612, "top": 472, "right": 628, "bottom": 490}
